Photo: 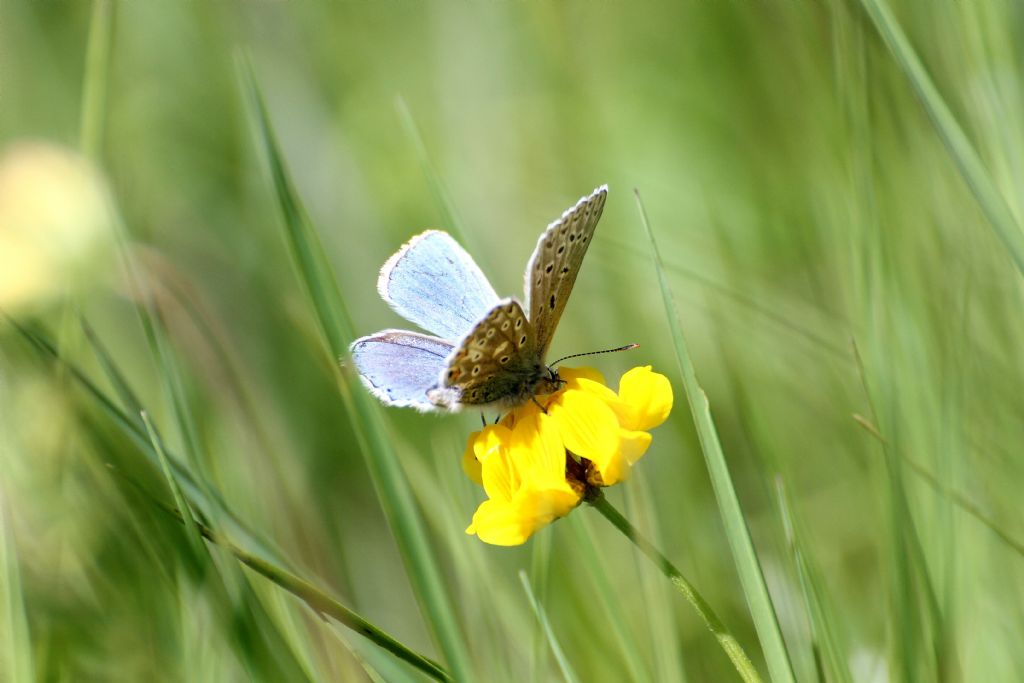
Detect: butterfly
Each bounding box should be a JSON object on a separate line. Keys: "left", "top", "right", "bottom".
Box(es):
{"left": 350, "top": 185, "right": 607, "bottom": 412}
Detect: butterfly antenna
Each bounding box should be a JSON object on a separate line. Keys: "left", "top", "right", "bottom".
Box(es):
{"left": 550, "top": 344, "right": 639, "bottom": 368}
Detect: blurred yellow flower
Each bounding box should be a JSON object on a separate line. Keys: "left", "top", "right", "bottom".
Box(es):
{"left": 464, "top": 365, "right": 673, "bottom": 545}
{"left": 0, "top": 141, "right": 113, "bottom": 311}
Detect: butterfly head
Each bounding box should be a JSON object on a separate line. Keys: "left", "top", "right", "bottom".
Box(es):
{"left": 538, "top": 365, "right": 566, "bottom": 396}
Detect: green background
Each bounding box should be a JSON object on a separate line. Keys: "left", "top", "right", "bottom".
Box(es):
{"left": 2, "top": 1, "right": 1023, "bottom": 681}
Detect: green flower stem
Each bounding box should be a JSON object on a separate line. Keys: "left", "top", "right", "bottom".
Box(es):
{"left": 590, "top": 493, "right": 764, "bottom": 683}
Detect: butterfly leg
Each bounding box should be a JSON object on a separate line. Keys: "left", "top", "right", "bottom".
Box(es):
{"left": 531, "top": 396, "right": 548, "bottom": 414}
{"left": 480, "top": 412, "right": 487, "bottom": 428}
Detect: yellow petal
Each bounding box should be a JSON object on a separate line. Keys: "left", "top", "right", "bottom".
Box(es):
{"left": 503, "top": 398, "right": 543, "bottom": 430}
{"left": 462, "top": 431, "right": 483, "bottom": 485}
{"left": 589, "top": 430, "right": 650, "bottom": 487}
{"left": 598, "top": 429, "right": 653, "bottom": 485}
{"left": 570, "top": 376, "right": 641, "bottom": 433}
{"left": 511, "top": 412, "right": 568, "bottom": 490}
{"left": 549, "top": 389, "right": 619, "bottom": 465}
{"left": 476, "top": 425, "right": 515, "bottom": 502}
{"left": 473, "top": 424, "right": 512, "bottom": 464}
{"left": 466, "top": 499, "right": 526, "bottom": 545}
{"left": 468, "top": 487, "right": 580, "bottom": 546}
{"left": 558, "top": 366, "right": 606, "bottom": 389}
{"left": 561, "top": 366, "right": 606, "bottom": 397}
{"left": 619, "top": 429, "right": 653, "bottom": 467}
{"left": 573, "top": 376, "right": 621, "bottom": 404}
{"left": 617, "top": 366, "right": 673, "bottom": 431}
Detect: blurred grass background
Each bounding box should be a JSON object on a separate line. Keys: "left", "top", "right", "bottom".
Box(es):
{"left": 2, "top": 0, "right": 1024, "bottom": 681}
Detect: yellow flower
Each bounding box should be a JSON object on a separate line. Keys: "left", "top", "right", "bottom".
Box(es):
{"left": 464, "top": 365, "right": 673, "bottom": 545}
{"left": 464, "top": 413, "right": 581, "bottom": 546}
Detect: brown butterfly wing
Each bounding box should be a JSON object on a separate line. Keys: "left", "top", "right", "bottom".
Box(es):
{"left": 433, "top": 299, "right": 544, "bottom": 408}
{"left": 524, "top": 186, "right": 607, "bottom": 355}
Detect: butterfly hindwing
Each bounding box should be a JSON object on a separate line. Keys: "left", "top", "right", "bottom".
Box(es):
{"left": 524, "top": 185, "right": 607, "bottom": 354}
{"left": 350, "top": 330, "right": 454, "bottom": 411}
{"left": 432, "top": 298, "right": 544, "bottom": 408}
{"left": 378, "top": 230, "right": 500, "bottom": 340}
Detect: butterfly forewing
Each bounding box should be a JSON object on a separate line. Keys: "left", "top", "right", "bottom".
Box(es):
{"left": 435, "top": 299, "right": 543, "bottom": 407}
{"left": 524, "top": 186, "right": 607, "bottom": 354}
{"left": 378, "top": 230, "right": 500, "bottom": 340}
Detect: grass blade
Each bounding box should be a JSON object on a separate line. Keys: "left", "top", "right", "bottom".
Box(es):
{"left": 396, "top": 96, "right": 467, "bottom": 244}
{"left": 0, "top": 497, "right": 34, "bottom": 683}
{"left": 142, "top": 411, "right": 207, "bottom": 558}
{"left": 634, "top": 189, "right": 796, "bottom": 683}
{"left": 81, "top": 318, "right": 144, "bottom": 421}
{"left": 7, "top": 316, "right": 275, "bottom": 560}
{"left": 775, "top": 478, "right": 853, "bottom": 683}
{"left": 116, "top": 458, "right": 451, "bottom": 682}
{"left": 856, "top": 0, "right": 1024, "bottom": 275}
{"left": 519, "top": 571, "right": 581, "bottom": 683}
{"left": 852, "top": 342, "right": 957, "bottom": 680}
{"left": 240, "top": 57, "right": 473, "bottom": 681}
{"left": 622, "top": 481, "right": 688, "bottom": 683}
{"left": 77, "top": 21, "right": 333, "bottom": 676}
{"left": 852, "top": 415, "right": 1024, "bottom": 559}
{"left": 9, "top": 317, "right": 449, "bottom": 679}
{"left": 140, "top": 314, "right": 325, "bottom": 681}
{"left": 568, "top": 516, "right": 655, "bottom": 683}
{"left": 79, "top": 0, "right": 114, "bottom": 158}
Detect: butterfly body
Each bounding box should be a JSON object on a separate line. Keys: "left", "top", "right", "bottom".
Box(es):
{"left": 427, "top": 297, "right": 564, "bottom": 410}
{"left": 429, "top": 362, "right": 559, "bottom": 411}
{"left": 351, "top": 185, "right": 607, "bottom": 412}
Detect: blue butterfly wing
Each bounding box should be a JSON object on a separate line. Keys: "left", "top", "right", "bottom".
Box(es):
{"left": 350, "top": 330, "right": 454, "bottom": 411}
{"left": 377, "top": 230, "right": 499, "bottom": 340}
